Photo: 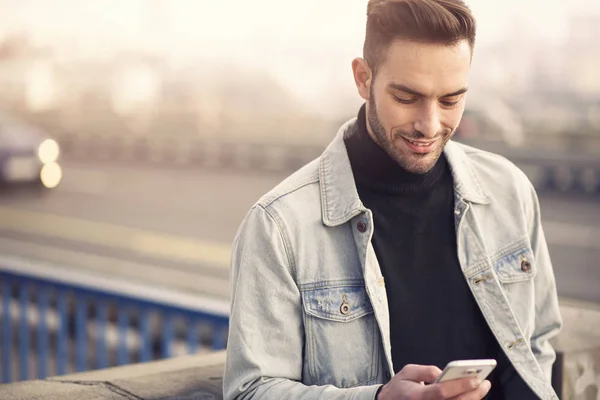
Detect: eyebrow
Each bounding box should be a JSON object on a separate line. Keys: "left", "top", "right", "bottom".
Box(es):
{"left": 387, "top": 82, "right": 469, "bottom": 98}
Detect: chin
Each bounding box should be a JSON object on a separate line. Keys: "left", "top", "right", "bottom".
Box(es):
{"left": 397, "top": 153, "right": 440, "bottom": 174}
{"left": 407, "top": 164, "right": 435, "bottom": 174}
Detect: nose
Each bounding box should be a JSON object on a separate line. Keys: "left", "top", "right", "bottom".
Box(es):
{"left": 413, "top": 102, "right": 442, "bottom": 139}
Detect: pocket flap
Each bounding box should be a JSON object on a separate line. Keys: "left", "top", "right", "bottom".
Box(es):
{"left": 494, "top": 247, "right": 536, "bottom": 283}
{"left": 302, "top": 284, "right": 373, "bottom": 322}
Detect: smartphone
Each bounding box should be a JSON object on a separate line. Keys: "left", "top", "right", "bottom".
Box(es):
{"left": 435, "top": 359, "right": 497, "bottom": 383}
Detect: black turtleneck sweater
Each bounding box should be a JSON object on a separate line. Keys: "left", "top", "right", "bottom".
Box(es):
{"left": 344, "top": 105, "right": 539, "bottom": 399}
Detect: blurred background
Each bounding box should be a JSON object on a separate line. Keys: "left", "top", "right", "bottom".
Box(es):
{"left": 0, "top": 0, "right": 599, "bottom": 392}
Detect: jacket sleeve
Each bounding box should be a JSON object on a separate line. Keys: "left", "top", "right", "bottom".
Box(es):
{"left": 223, "top": 204, "right": 382, "bottom": 400}
{"left": 524, "top": 180, "right": 563, "bottom": 381}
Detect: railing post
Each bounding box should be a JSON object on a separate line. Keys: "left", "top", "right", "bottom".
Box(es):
{"left": 162, "top": 314, "right": 174, "bottom": 359}
{"left": 96, "top": 301, "right": 108, "bottom": 370}
{"left": 187, "top": 318, "right": 198, "bottom": 354}
{"left": 75, "top": 296, "right": 87, "bottom": 372}
{"left": 19, "top": 284, "right": 30, "bottom": 381}
{"left": 140, "top": 308, "right": 152, "bottom": 363}
{"left": 117, "top": 306, "right": 129, "bottom": 366}
{"left": 2, "top": 280, "right": 12, "bottom": 383}
{"left": 37, "top": 288, "right": 49, "bottom": 379}
{"left": 57, "top": 292, "right": 68, "bottom": 376}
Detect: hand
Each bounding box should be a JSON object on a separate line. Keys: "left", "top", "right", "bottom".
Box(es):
{"left": 377, "top": 364, "right": 492, "bottom": 400}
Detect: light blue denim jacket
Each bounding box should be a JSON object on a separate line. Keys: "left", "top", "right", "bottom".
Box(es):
{"left": 224, "top": 118, "right": 562, "bottom": 400}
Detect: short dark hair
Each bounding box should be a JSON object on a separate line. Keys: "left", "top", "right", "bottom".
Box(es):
{"left": 363, "top": 0, "right": 477, "bottom": 74}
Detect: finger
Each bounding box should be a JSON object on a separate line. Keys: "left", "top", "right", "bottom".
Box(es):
{"left": 448, "top": 379, "right": 492, "bottom": 400}
{"left": 425, "top": 377, "right": 482, "bottom": 399}
{"left": 397, "top": 364, "right": 442, "bottom": 383}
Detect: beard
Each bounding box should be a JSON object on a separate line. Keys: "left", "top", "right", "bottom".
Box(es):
{"left": 366, "top": 88, "right": 454, "bottom": 174}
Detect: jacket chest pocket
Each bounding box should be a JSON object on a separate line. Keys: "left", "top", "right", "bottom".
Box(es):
{"left": 301, "top": 283, "right": 379, "bottom": 388}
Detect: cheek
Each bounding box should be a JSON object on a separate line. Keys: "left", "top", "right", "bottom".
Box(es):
{"left": 443, "top": 106, "right": 466, "bottom": 131}
{"left": 378, "top": 98, "right": 414, "bottom": 131}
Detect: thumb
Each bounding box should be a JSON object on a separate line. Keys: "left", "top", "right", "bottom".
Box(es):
{"left": 397, "top": 364, "right": 442, "bottom": 383}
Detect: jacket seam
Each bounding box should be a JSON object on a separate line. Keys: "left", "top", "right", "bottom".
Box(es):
{"left": 319, "top": 154, "right": 330, "bottom": 223}
{"left": 258, "top": 204, "right": 297, "bottom": 280}
{"left": 259, "top": 174, "right": 319, "bottom": 209}
{"left": 489, "top": 237, "right": 531, "bottom": 262}
{"left": 299, "top": 279, "right": 367, "bottom": 291}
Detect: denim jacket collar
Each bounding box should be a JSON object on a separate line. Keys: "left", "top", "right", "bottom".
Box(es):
{"left": 443, "top": 139, "right": 493, "bottom": 205}
{"left": 319, "top": 118, "right": 365, "bottom": 227}
{"left": 319, "top": 117, "right": 492, "bottom": 227}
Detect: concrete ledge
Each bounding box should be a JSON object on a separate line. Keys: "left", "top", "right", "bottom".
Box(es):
{"left": 1, "top": 351, "right": 226, "bottom": 400}
{"left": 1, "top": 302, "right": 600, "bottom": 400}
{"left": 0, "top": 381, "right": 131, "bottom": 400}
{"left": 51, "top": 351, "right": 226, "bottom": 382}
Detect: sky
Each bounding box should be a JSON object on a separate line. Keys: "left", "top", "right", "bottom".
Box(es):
{"left": 1, "top": 0, "right": 598, "bottom": 52}
{"left": 0, "top": 0, "right": 598, "bottom": 114}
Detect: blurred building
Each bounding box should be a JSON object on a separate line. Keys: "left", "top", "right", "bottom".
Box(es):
{"left": 469, "top": 13, "right": 600, "bottom": 140}
{"left": 0, "top": 34, "right": 57, "bottom": 111}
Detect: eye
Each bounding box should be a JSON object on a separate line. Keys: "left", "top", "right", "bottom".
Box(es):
{"left": 440, "top": 100, "right": 459, "bottom": 108}
{"left": 392, "top": 95, "right": 416, "bottom": 105}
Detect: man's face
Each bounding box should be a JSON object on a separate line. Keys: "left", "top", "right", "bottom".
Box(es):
{"left": 353, "top": 39, "right": 472, "bottom": 174}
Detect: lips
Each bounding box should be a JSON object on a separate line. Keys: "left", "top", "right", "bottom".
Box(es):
{"left": 401, "top": 137, "right": 438, "bottom": 154}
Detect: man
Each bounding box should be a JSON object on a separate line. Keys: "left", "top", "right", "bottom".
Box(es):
{"left": 223, "top": 0, "right": 562, "bottom": 399}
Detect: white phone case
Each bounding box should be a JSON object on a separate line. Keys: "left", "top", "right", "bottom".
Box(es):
{"left": 435, "top": 359, "right": 497, "bottom": 383}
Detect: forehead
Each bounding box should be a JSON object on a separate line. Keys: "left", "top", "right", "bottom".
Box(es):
{"left": 376, "top": 39, "right": 471, "bottom": 95}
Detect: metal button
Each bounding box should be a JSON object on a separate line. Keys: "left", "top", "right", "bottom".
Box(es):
{"left": 454, "top": 208, "right": 461, "bottom": 216}
{"left": 357, "top": 221, "right": 367, "bottom": 233}
{"left": 521, "top": 259, "right": 531, "bottom": 272}
{"left": 340, "top": 293, "right": 351, "bottom": 315}
{"left": 340, "top": 302, "right": 351, "bottom": 315}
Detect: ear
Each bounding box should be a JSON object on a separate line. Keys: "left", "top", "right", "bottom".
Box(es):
{"left": 352, "top": 58, "right": 373, "bottom": 101}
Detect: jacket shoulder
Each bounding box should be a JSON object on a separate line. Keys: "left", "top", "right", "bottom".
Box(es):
{"left": 255, "top": 158, "right": 321, "bottom": 210}
{"left": 456, "top": 142, "right": 535, "bottom": 195}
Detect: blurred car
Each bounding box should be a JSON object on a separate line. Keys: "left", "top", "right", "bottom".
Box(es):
{"left": 0, "top": 114, "right": 62, "bottom": 190}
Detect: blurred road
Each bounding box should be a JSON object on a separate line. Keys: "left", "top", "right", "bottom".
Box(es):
{"left": 0, "top": 161, "right": 599, "bottom": 304}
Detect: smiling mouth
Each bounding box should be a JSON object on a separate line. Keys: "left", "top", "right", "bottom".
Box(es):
{"left": 401, "top": 136, "right": 439, "bottom": 153}
{"left": 407, "top": 139, "right": 435, "bottom": 147}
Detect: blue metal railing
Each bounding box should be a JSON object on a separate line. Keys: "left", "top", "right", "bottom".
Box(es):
{"left": 0, "top": 258, "right": 230, "bottom": 384}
